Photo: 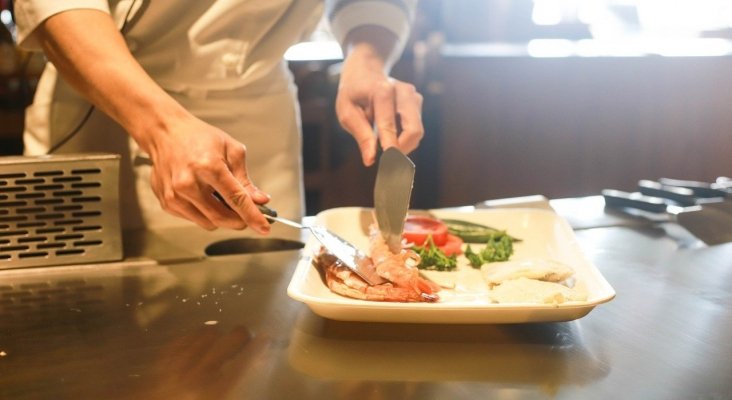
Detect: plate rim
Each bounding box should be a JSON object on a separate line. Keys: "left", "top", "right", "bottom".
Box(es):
{"left": 286, "top": 207, "right": 616, "bottom": 322}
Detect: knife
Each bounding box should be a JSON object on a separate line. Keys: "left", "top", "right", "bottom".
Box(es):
{"left": 602, "top": 189, "right": 732, "bottom": 245}
{"left": 374, "top": 147, "right": 415, "bottom": 253}
{"left": 637, "top": 180, "right": 702, "bottom": 207}
{"left": 658, "top": 177, "right": 731, "bottom": 198}
{"left": 643, "top": 179, "right": 732, "bottom": 216}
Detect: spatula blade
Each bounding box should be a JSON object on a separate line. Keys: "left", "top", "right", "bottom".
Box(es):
{"left": 308, "top": 226, "right": 387, "bottom": 285}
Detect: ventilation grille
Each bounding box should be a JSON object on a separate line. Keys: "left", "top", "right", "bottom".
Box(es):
{"left": 0, "top": 154, "right": 122, "bottom": 269}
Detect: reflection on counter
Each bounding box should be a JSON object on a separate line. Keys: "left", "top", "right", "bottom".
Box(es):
{"left": 205, "top": 238, "right": 304, "bottom": 257}
{"left": 0, "top": 247, "right": 303, "bottom": 399}
{"left": 289, "top": 309, "right": 610, "bottom": 395}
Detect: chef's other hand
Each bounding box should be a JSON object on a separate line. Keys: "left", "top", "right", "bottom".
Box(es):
{"left": 336, "top": 32, "right": 424, "bottom": 167}
{"left": 143, "top": 113, "right": 271, "bottom": 233}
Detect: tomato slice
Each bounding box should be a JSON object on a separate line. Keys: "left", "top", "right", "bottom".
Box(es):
{"left": 438, "top": 233, "right": 464, "bottom": 256}
{"left": 402, "top": 215, "right": 449, "bottom": 246}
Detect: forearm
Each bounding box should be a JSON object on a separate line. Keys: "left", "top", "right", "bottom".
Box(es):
{"left": 36, "top": 9, "right": 187, "bottom": 153}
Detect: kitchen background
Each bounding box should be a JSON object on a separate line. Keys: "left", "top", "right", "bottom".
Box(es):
{"left": 2, "top": 0, "right": 731, "bottom": 215}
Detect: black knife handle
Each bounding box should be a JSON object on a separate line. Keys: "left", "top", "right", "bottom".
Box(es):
{"left": 637, "top": 180, "right": 698, "bottom": 206}
{"left": 602, "top": 189, "right": 668, "bottom": 213}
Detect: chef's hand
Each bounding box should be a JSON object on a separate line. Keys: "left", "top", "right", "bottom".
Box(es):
{"left": 144, "top": 113, "right": 272, "bottom": 233}
{"left": 336, "top": 29, "right": 424, "bottom": 167}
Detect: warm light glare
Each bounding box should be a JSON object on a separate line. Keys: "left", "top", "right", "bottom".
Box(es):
{"left": 284, "top": 41, "right": 343, "bottom": 61}
{"left": 652, "top": 38, "right": 732, "bottom": 57}
{"left": 575, "top": 39, "right": 645, "bottom": 57}
{"left": 525, "top": 0, "right": 732, "bottom": 57}
{"left": 0, "top": 10, "right": 12, "bottom": 25}
{"left": 527, "top": 39, "right": 575, "bottom": 57}
{"left": 637, "top": 0, "right": 732, "bottom": 34}
{"left": 530, "top": 37, "right": 731, "bottom": 57}
{"left": 532, "top": 0, "right": 563, "bottom": 25}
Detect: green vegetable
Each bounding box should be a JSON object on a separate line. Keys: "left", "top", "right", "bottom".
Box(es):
{"left": 442, "top": 218, "right": 521, "bottom": 243}
{"left": 464, "top": 231, "right": 515, "bottom": 269}
{"left": 479, "top": 232, "right": 514, "bottom": 263}
{"left": 412, "top": 236, "right": 458, "bottom": 271}
{"left": 464, "top": 245, "right": 483, "bottom": 268}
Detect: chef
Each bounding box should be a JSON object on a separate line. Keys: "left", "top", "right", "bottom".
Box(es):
{"left": 14, "top": 0, "right": 424, "bottom": 234}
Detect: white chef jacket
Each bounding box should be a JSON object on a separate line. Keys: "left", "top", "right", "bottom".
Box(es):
{"left": 14, "top": 0, "right": 416, "bottom": 230}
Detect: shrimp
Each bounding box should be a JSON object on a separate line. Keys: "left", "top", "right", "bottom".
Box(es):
{"left": 317, "top": 252, "right": 437, "bottom": 302}
{"left": 368, "top": 225, "right": 441, "bottom": 296}
{"left": 314, "top": 225, "right": 440, "bottom": 303}
{"left": 318, "top": 254, "right": 436, "bottom": 303}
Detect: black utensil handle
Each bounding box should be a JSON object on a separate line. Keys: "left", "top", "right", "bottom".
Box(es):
{"left": 602, "top": 189, "right": 668, "bottom": 213}
{"left": 257, "top": 204, "right": 278, "bottom": 218}
{"left": 658, "top": 177, "right": 729, "bottom": 198}
{"left": 637, "top": 180, "right": 697, "bottom": 206}
{"left": 212, "top": 191, "right": 278, "bottom": 221}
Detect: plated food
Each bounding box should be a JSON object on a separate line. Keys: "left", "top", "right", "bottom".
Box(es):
{"left": 313, "top": 212, "right": 587, "bottom": 306}
{"left": 287, "top": 207, "right": 615, "bottom": 324}
{"left": 480, "top": 258, "right": 587, "bottom": 305}
{"left": 488, "top": 277, "right": 587, "bottom": 304}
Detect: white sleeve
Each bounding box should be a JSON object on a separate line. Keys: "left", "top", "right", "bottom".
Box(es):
{"left": 14, "top": 0, "right": 111, "bottom": 50}
{"left": 325, "top": 0, "right": 417, "bottom": 55}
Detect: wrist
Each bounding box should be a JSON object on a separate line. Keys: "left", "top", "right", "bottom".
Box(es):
{"left": 345, "top": 42, "right": 388, "bottom": 74}
{"left": 123, "top": 92, "right": 192, "bottom": 156}
{"left": 343, "top": 26, "right": 400, "bottom": 72}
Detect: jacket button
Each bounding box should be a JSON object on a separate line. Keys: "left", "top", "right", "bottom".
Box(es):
{"left": 221, "top": 53, "right": 240, "bottom": 67}
{"left": 221, "top": 52, "right": 243, "bottom": 76}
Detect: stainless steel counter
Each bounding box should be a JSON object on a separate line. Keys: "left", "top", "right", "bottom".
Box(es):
{"left": 1, "top": 197, "right": 731, "bottom": 399}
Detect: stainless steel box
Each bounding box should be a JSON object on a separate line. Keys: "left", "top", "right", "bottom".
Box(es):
{"left": 0, "top": 154, "right": 122, "bottom": 269}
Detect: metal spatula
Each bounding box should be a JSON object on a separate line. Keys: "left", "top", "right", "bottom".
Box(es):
{"left": 258, "top": 205, "right": 387, "bottom": 285}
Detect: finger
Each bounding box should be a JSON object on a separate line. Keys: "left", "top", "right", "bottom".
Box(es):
{"left": 226, "top": 142, "right": 270, "bottom": 204}
{"left": 170, "top": 165, "right": 248, "bottom": 230}
{"left": 372, "top": 80, "right": 399, "bottom": 151}
{"left": 337, "top": 101, "right": 378, "bottom": 166}
{"left": 168, "top": 197, "right": 218, "bottom": 231}
{"left": 207, "top": 167, "right": 270, "bottom": 234}
{"left": 151, "top": 166, "right": 217, "bottom": 230}
{"left": 394, "top": 82, "right": 424, "bottom": 153}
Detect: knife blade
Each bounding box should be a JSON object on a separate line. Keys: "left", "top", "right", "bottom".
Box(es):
{"left": 374, "top": 147, "right": 415, "bottom": 253}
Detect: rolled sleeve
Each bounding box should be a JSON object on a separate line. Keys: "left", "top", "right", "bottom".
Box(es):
{"left": 15, "top": 0, "right": 110, "bottom": 50}
{"left": 326, "top": 0, "right": 416, "bottom": 51}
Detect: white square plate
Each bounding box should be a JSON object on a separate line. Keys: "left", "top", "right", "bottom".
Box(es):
{"left": 287, "top": 207, "right": 615, "bottom": 324}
